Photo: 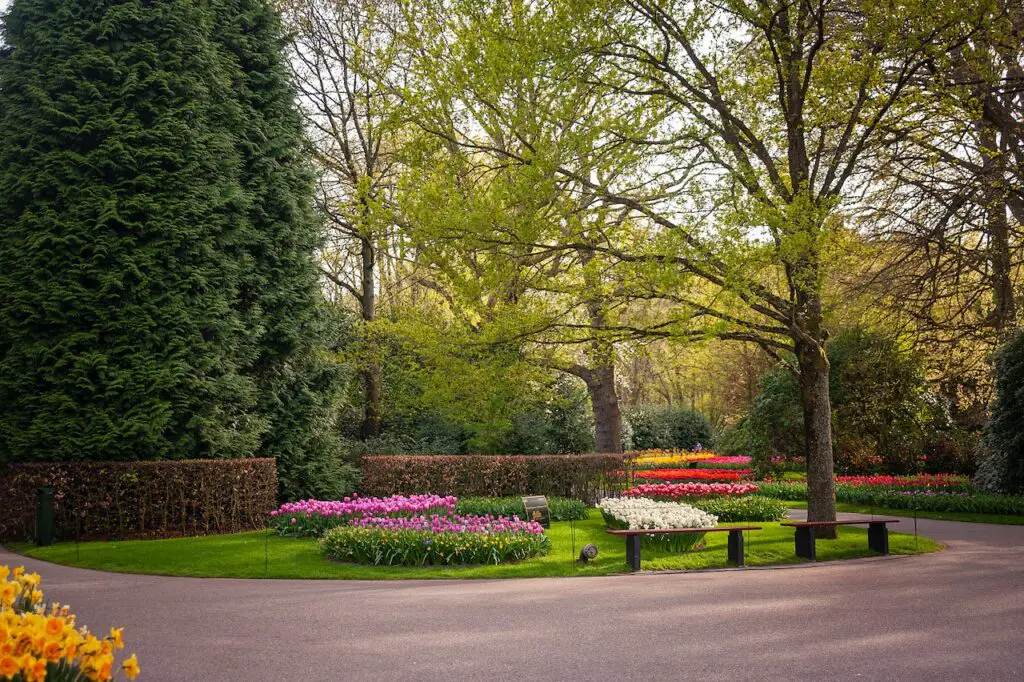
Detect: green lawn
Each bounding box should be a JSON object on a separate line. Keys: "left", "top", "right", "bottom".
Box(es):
{"left": 7, "top": 509, "right": 940, "bottom": 579}
{"left": 782, "top": 500, "right": 1024, "bottom": 525}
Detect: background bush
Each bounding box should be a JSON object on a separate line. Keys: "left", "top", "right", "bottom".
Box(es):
{"left": 360, "top": 454, "right": 626, "bottom": 502}
{"left": 976, "top": 330, "right": 1024, "bottom": 494}
{"left": 741, "top": 327, "right": 965, "bottom": 475}
{"left": 0, "top": 459, "right": 277, "bottom": 541}
{"left": 455, "top": 496, "right": 589, "bottom": 521}
{"left": 623, "top": 405, "right": 714, "bottom": 451}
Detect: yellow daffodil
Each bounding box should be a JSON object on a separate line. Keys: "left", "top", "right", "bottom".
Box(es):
{"left": 123, "top": 653, "right": 141, "bottom": 680}
{"left": 108, "top": 627, "right": 124, "bottom": 650}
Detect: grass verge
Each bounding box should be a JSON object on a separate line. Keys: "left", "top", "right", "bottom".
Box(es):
{"left": 781, "top": 500, "right": 1024, "bottom": 525}
{"left": 7, "top": 509, "right": 940, "bottom": 579}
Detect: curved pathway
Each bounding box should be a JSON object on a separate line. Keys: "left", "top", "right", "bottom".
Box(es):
{"left": 2, "top": 513, "right": 1023, "bottom": 682}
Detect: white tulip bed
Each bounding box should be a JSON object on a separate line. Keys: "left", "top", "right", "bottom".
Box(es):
{"left": 598, "top": 496, "right": 719, "bottom": 552}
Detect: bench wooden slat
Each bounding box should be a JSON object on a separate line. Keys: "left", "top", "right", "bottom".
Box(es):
{"left": 607, "top": 526, "right": 761, "bottom": 535}
{"left": 780, "top": 519, "right": 900, "bottom": 528}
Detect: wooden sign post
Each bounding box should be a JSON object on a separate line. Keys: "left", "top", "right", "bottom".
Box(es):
{"left": 521, "top": 495, "right": 551, "bottom": 528}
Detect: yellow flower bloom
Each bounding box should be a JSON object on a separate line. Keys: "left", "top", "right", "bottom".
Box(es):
{"left": 0, "top": 567, "right": 8, "bottom": 582}
{"left": 108, "top": 627, "right": 124, "bottom": 650}
{"left": 122, "top": 653, "right": 141, "bottom": 680}
{"left": 0, "top": 583, "right": 18, "bottom": 609}
{"left": 0, "top": 656, "right": 18, "bottom": 678}
{"left": 45, "top": 617, "right": 65, "bottom": 638}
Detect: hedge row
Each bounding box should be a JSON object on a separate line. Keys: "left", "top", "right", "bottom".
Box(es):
{"left": 0, "top": 459, "right": 277, "bottom": 541}
{"left": 360, "top": 455, "right": 626, "bottom": 502}
{"left": 757, "top": 481, "right": 1024, "bottom": 515}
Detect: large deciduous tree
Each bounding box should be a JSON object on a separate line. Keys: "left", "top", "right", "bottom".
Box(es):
{"left": 403, "top": 0, "right": 991, "bottom": 527}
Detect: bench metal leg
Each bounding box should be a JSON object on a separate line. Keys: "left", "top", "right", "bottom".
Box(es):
{"left": 625, "top": 534, "right": 641, "bottom": 571}
{"left": 868, "top": 522, "right": 889, "bottom": 555}
{"left": 727, "top": 530, "right": 745, "bottom": 566}
{"left": 794, "top": 526, "right": 816, "bottom": 561}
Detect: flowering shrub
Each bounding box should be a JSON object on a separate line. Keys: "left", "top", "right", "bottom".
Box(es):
{"left": 270, "top": 495, "right": 458, "bottom": 537}
{"left": 319, "top": 515, "right": 548, "bottom": 566}
{"left": 455, "top": 497, "right": 588, "bottom": 522}
{"left": 0, "top": 565, "right": 140, "bottom": 681}
{"left": 598, "top": 496, "right": 717, "bottom": 552}
{"left": 623, "top": 482, "right": 760, "bottom": 499}
{"left": 632, "top": 469, "right": 750, "bottom": 482}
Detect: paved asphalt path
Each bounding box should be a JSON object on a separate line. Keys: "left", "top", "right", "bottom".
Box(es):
{"left": 2, "top": 512, "right": 1023, "bottom": 682}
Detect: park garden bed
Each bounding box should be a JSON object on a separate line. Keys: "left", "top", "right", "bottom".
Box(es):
{"left": 8, "top": 508, "right": 939, "bottom": 579}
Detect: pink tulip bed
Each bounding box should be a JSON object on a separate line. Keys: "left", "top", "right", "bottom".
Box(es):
{"left": 270, "top": 494, "right": 457, "bottom": 537}
{"left": 272, "top": 495, "right": 550, "bottom": 566}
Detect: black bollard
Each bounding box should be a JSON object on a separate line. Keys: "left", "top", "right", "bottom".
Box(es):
{"left": 36, "top": 487, "right": 55, "bottom": 546}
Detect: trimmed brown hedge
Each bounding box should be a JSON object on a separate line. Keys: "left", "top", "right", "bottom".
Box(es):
{"left": 360, "top": 454, "right": 627, "bottom": 502}
{"left": 0, "top": 459, "right": 277, "bottom": 541}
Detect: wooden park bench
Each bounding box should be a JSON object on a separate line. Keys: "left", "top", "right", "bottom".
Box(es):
{"left": 780, "top": 519, "right": 900, "bottom": 561}
{"left": 607, "top": 526, "right": 762, "bottom": 571}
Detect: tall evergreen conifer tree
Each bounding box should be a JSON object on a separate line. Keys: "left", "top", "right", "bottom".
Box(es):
{"left": 0, "top": 0, "right": 263, "bottom": 462}
{"left": 210, "top": 0, "right": 352, "bottom": 499}
{"left": 0, "top": 0, "right": 349, "bottom": 498}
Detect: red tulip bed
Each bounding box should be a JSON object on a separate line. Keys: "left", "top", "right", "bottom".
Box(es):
{"left": 757, "top": 474, "right": 1024, "bottom": 516}
{"left": 632, "top": 468, "right": 751, "bottom": 482}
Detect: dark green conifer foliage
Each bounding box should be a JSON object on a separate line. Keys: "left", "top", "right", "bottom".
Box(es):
{"left": 210, "top": 0, "right": 354, "bottom": 499}
{"left": 0, "top": 0, "right": 350, "bottom": 498}
{"left": 0, "top": 0, "right": 263, "bottom": 462}
{"left": 977, "top": 330, "right": 1024, "bottom": 494}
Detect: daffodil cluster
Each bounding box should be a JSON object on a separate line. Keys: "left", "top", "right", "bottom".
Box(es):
{"left": 1, "top": 565, "right": 140, "bottom": 681}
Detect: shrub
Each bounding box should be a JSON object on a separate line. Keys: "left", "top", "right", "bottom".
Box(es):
{"left": 319, "top": 517, "right": 549, "bottom": 566}
{"left": 359, "top": 454, "right": 626, "bottom": 501}
{"left": 455, "top": 496, "right": 588, "bottom": 521}
{"left": 624, "top": 406, "right": 714, "bottom": 451}
{"left": 688, "top": 496, "right": 788, "bottom": 522}
{"left": 976, "top": 330, "right": 1024, "bottom": 494}
{"left": 0, "top": 459, "right": 277, "bottom": 541}
{"left": 745, "top": 328, "right": 939, "bottom": 474}
{"left": 757, "top": 481, "right": 1024, "bottom": 515}
{"left": 500, "top": 377, "right": 595, "bottom": 454}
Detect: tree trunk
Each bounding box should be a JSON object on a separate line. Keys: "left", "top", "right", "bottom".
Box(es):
{"left": 796, "top": 333, "right": 837, "bottom": 537}
{"left": 359, "top": 235, "right": 381, "bottom": 438}
{"left": 587, "top": 362, "right": 622, "bottom": 453}
{"left": 978, "top": 123, "right": 1015, "bottom": 334}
